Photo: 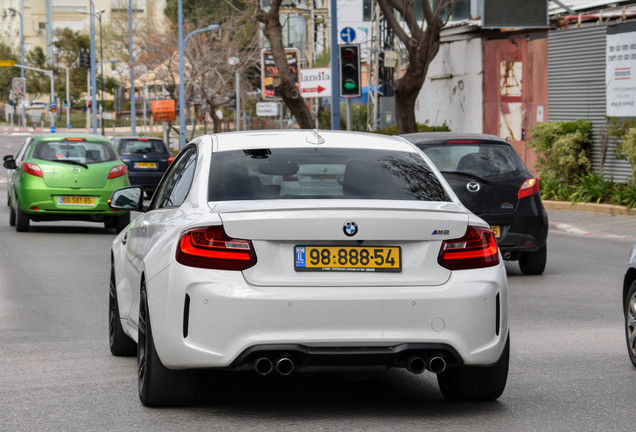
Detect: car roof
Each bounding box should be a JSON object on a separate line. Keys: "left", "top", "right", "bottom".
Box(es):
{"left": 209, "top": 130, "right": 418, "bottom": 153}
{"left": 400, "top": 132, "right": 509, "bottom": 145}
{"left": 112, "top": 136, "right": 164, "bottom": 140}
{"left": 32, "top": 133, "right": 112, "bottom": 142}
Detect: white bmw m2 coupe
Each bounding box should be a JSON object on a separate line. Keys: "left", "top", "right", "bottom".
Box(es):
{"left": 108, "top": 130, "right": 509, "bottom": 406}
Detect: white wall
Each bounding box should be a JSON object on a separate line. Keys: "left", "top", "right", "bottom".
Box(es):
{"left": 415, "top": 37, "right": 483, "bottom": 132}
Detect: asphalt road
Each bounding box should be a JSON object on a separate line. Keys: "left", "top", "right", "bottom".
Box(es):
{"left": 0, "top": 133, "right": 635, "bottom": 431}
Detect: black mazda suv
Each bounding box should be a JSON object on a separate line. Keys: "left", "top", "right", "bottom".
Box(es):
{"left": 401, "top": 132, "right": 548, "bottom": 275}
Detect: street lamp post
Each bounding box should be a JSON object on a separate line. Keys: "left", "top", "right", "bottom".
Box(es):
{"left": 97, "top": 59, "right": 119, "bottom": 133}
{"left": 79, "top": 6, "right": 105, "bottom": 134}
{"left": 178, "top": 17, "right": 219, "bottom": 148}
{"left": 8, "top": 7, "right": 25, "bottom": 127}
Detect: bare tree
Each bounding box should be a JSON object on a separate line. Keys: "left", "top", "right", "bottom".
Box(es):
{"left": 375, "top": 0, "right": 456, "bottom": 133}
{"left": 254, "top": 0, "right": 314, "bottom": 129}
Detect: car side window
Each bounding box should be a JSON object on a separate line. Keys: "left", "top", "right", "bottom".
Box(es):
{"left": 149, "top": 146, "right": 197, "bottom": 210}
{"left": 15, "top": 137, "right": 33, "bottom": 163}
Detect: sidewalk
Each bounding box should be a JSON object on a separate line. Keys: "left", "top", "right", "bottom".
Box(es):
{"left": 545, "top": 201, "right": 636, "bottom": 241}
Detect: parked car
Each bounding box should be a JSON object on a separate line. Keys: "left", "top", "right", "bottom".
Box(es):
{"left": 623, "top": 241, "right": 636, "bottom": 367}
{"left": 111, "top": 136, "right": 172, "bottom": 197}
{"left": 3, "top": 133, "right": 130, "bottom": 233}
{"left": 401, "top": 132, "right": 549, "bottom": 275}
{"left": 108, "top": 130, "right": 509, "bottom": 406}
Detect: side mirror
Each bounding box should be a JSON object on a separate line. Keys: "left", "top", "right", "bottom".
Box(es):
{"left": 3, "top": 155, "right": 16, "bottom": 170}
{"left": 108, "top": 186, "right": 145, "bottom": 211}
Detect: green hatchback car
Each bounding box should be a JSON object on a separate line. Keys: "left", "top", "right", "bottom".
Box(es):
{"left": 3, "top": 134, "right": 131, "bottom": 233}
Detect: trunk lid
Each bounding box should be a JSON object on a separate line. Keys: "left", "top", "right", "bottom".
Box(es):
{"left": 212, "top": 200, "right": 469, "bottom": 287}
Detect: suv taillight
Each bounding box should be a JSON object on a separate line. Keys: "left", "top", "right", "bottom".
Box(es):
{"left": 176, "top": 226, "right": 257, "bottom": 270}
{"left": 438, "top": 226, "right": 500, "bottom": 270}
{"left": 518, "top": 178, "right": 539, "bottom": 199}
{"left": 23, "top": 162, "right": 43, "bottom": 178}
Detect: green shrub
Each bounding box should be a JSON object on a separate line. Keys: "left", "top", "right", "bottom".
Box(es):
{"left": 540, "top": 178, "right": 574, "bottom": 201}
{"left": 611, "top": 183, "right": 636, "bottom": 208}
{"left": 529, "top": 120, "right": 592, "bottom": 185}
{"left": 570, "top": 172, "right": 616, "bottom": 204}
{"left": 374, "top": 122, "right": 450, "bottom": 135}
{"left": 616, "top": 128, "right": 636, "bottom": 183}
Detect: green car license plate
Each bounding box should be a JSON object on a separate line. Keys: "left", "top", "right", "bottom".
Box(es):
{"left": 58, "top": 196, "right": 95, "bottom": 206}
{"left": 295, "top": 245, "right": 401, "bottom": 272}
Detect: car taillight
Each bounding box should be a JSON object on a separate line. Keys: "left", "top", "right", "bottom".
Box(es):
{"left": 168, "top": 157, "right": 174, "bottom": 165}
{"left": 176, "top": 226, "right": 257, "bottom": 270}
{"left": 518, "top": 177, "right": 539, "bottom": 199}
{"left": 438, "top": 226, "right": 500, "bottom": 270}
{"left": 108, "top": 164, "right": 127, "bottom": 179}
{"left": 23, "top": 162, "right": 43, "bottom": 178}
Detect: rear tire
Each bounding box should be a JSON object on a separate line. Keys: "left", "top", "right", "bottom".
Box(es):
{"left": 624, "top": 280, "right": 636, "bottom": 367}
{"left": 437, "top": 334, "right": 509, "bottom": 401}
{"left": 519, "top": 245, "right": 547, "bottom": 275}
{"left": 15, "top": 206, "right": 30, "bottom": 232}
{"left": 109, "top": 261, "right": 136, "bottom": 356}
{"left": 138, "top": 281, "right": 197, "bottom": 406}
{"left": 9, "top": 205, "right": 16, "bottom": 227}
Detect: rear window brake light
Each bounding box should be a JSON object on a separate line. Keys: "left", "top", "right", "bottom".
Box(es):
{"left": 64, "top": 138, "right": 86, "bottom": 142}
{"left": 446, "top": 140, "right": 482, "bottom": 144}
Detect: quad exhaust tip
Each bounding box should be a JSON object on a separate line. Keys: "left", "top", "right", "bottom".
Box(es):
{"left": 275, "top": 357, "right": 295, "bottom": 376}
{"left": 254, "top": 357, "right": 274, "bottom": 376}
{"left": 405, "top": 355, "right": 447, "bottom": 375}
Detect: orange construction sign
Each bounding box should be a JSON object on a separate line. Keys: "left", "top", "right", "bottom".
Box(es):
{"left": 152, "top": 99, "right": 176, "bottom": 122}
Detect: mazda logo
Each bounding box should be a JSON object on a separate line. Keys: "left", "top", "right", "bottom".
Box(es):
{"left": 466, "top": 182, "right": 480, "bottom": 193}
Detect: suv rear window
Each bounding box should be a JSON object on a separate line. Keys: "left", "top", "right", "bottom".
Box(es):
{"left": 208, "top": 148, "right": 450, "bottom": 202}
{"left": 118, "top": 139, "right": 168, "bottom": 155}
{"left": 32, "top": 140, "right": 118, "bottom": 164}
{"left": 419, "top": 143, "right": 526, "bottom": 177}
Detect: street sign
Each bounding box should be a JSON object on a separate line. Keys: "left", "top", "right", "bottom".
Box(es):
{"left": 256, "top": 102, "right": 279, "bottom": 117}
{"left": 261, "top": 48, "right": 300, "bottom": 100}
{"left": 50, "top": 101, "right": 56, "bottom": 108}
{"left": 0, "top": 60, "right": 15, "bottom": 67}
{"left": 151, "top": 99, "right": 176, "bottom": 122}
{"left": 300, "top": 67, "right": 332, "bottom": 98}
{"left": 340, "top": 27, "right": 356, "bottom": 43}
{"left": 50, "top": 126, "right": 57, "bottom": 133}
{"left": 12, "top": 77, "right": 26, "bottom": 99}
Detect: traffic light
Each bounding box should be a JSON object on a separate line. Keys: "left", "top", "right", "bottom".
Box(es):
{"left": 228, "top": 92, "right": 236, "bottom": 108}
{"left": 79, "top": 50, "right": 90, "bottom": 69}
{"left": 339, "top": 44, "right": 361, "bottom": 97}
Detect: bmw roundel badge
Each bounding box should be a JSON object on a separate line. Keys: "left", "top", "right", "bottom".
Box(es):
{"left": 343, "top": 221, "right": 358, "bottom": 237}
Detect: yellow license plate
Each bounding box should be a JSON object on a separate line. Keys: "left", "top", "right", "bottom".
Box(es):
{"left": 135, "top": 162, "right": 157, "bottom": 168}
{"left": 490, "top": 225, "right": 501, "bottom": 238}
{"left": 58, "top": 196, "right": 95, "bottom": 206}
{"left": 295, "top": 246, "right": 401, "bottom": 272}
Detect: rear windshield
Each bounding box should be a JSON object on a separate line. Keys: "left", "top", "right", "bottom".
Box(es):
{"left": 418, "top": 143, "right": 527, "bottom": 177}
{"left": 208, "top": 148, "right": 450, "bottom": 202}
{"left": 32, "top": 140, "right": 118, "bottom": 164}
{"left": 118, "top": 139, "right": 168, "bottom": 155}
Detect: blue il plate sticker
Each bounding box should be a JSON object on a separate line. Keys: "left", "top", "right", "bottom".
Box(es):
{"left": 295, "top": 246, "right": 306, "bottom": 268}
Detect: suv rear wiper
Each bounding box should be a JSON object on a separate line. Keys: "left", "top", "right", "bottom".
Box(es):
{"left": 440, "top": 171, "right": 491, "bottom": 184}
{"left": 53, "top": 159, "right": 89, "bottom": 169}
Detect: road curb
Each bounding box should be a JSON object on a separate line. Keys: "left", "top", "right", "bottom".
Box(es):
{"left": 543, "top": 200, "right": 636, "bottom": 216}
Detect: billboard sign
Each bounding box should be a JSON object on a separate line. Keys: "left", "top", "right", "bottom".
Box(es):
{"left": 261, "top": 48, "right": 300, "bottom": 100}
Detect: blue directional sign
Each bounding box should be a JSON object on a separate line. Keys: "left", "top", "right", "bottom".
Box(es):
{"left": 340, "top": 27, "right": 356, "bottom": 44}
{"left": 50, "top": 126, "right": 57, "bottom": 133}
{"left": 50, "top": 101, "right": 56, "bottom": 108}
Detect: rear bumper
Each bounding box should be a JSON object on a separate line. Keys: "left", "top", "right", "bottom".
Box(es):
{"left": 143, "top": 262, "right": 509, "bottom": 370}
{"left": 482, "top": 196, "right": 548, "bottom": 254}
{"left": 127, "top": 171, "right": 164, "bottom": 189}
{"left": 16, "top": 177, "right": 129, "bottom": 217}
